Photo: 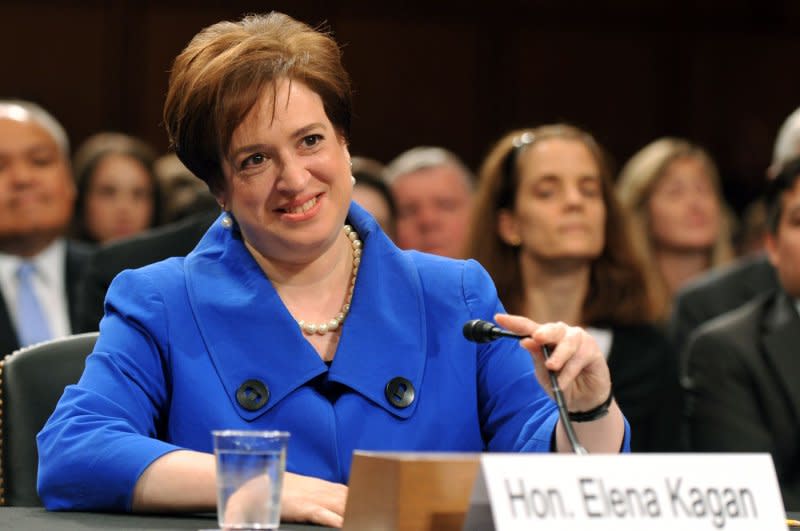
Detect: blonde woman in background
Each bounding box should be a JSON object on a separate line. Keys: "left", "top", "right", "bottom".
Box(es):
{"left": 467, "top": 124, "right": 680, "bottom": 451}
{"left": 616, "top": 138, "right": 734, "bottom": 322}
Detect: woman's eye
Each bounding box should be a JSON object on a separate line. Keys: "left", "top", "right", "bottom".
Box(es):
{"left": 532, "top": 185, "right": 555, "bottom": 198}
{"left": 132, "top": 188, "right": 152, "bottom": 200}
{"left": 31, "top": 157, "right": 55, "bottom": 167}
{"left": 581, "top": 181, "right": 602, "bottom": 197}
{"left": 94, "top": 186, "right": 116, "bottom": 198}
{"left": 301, "top": 134, "right": 323, "bottom": 148}
{"left": 241, "top": 153, "right": 266, "bottom": 169}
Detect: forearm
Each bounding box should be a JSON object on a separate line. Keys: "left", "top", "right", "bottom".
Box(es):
{"left": 555, "top": 401, "right": 625, "bottom": 453}
{"left": 131, "top": 450, "right": 348, "bottom": 527}
{"left": 132, "top": 450, "right": 217, "bottom": 512}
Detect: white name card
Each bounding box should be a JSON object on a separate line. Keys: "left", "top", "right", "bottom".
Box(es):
{"left": 463, "top": 453, "right": 786, "bottom": 531}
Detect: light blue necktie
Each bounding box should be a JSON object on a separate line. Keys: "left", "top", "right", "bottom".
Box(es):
{"left": 16, "top": 262, "right": 53, "bottom": 347}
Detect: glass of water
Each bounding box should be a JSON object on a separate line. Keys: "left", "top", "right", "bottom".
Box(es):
{"left": 212, "top": 430, "right": 290, "bottom": 530}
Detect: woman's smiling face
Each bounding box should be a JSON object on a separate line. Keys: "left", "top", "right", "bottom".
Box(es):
{"left": 219, "top": 79, "right": 352, "bottom": 265}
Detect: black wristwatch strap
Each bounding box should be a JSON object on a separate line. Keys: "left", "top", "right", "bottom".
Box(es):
{"left": 568, "top": 389, "right": 614, "bottom": 422}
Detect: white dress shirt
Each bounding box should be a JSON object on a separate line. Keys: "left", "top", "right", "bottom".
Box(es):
{"left": 586, "top": 326, "right": 613, "bottom": 360}
{"left": 0, "top": 239, "right": 71, "bottom": 341}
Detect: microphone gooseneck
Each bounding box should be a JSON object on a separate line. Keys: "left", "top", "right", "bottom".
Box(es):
{"left": 462, "top": 319, "right": 588, "bottom": 455}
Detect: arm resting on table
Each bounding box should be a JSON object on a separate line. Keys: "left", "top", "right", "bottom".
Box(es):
{"left": 132, "top": 450, "right": 348, "bottom": 528}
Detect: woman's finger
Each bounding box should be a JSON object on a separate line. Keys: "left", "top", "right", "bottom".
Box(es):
{"left": 282, "top": 473, "right": 348, "bottom": 527}
{"left": 493, "top": 313, "right": 540, "bottom": 337}
{"left": 554, "top": 332, "right": 589, "bottom": 391}
{"left": 306, "top": 506, "right": 345, "bottom": 528}
{"left": 532, "top": 322, "right": 574, "bottom": 371}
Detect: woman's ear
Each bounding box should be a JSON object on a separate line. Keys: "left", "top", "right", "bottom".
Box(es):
{"left": 214, "top": 187, "right": 229, "bottom": 212}
{"left": 497, "top": 208, "right": 522, "bottom": 246}
{"left": 341, "top": 139, "right": 351, "bottom": 162}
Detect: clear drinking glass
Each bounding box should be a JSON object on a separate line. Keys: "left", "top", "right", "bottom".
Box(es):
{"left": 212, "top": 430, "right": 290, "bottom": 530}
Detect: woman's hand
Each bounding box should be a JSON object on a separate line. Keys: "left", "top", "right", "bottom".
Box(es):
{"left": 281, "top": 471, "right": 348, "bottom": 528}
{"left": 221, "top": 473, "right": 278, "bottom": 527}
{"left": 494, "top": 313, "right": 610, "bottom": 413}
{"left": 494, "top": 313, "right": 624, "bottom": 453}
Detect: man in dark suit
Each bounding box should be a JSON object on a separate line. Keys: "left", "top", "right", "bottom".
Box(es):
{"left": 74, "top": 209, "right": 217, "bottom": 332}
{"left": 0, "top": 100, "right": 93, "bottom": 356}
{"left": 684, "top": 156, "right": 800, "bottom": 509}
{"left": 669, "top": 254, "right": 777, "bottom": 352}
{"left": 669, "top": 105, "right": 800, "bottom": 351}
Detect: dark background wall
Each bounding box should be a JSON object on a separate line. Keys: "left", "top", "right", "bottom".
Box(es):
{"left": 3, "top": 0, "right": 800, "bottom": 216}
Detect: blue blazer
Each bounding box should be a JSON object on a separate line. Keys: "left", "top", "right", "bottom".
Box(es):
{"left": 38, "top": 203, "right": 626, "bottom": 511}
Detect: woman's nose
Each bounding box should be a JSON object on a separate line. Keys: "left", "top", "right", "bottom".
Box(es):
{"left": 564, "top": 184, "right": 585, "bottom": 206}
{"left": 275, "top": 156, "right": 310, "bottom": 193}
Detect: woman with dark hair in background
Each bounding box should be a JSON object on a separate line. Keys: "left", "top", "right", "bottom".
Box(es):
{"left": 467, "top": 124, "right": 680, "bottom": 452}
{"left": 72, "top": 132, "right": 161, "bottom": 243}
{"left": 154, "top": 152, "right": 218, "bottom": 225}
{"left": 350, "top": 156, "right": 396, "bottom": 239}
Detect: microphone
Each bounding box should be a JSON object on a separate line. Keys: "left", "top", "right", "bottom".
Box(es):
{"left": 463, "top": 319, "right": 528, "bottom": 342}
{"left": 462, "top": 319, "right": 587, "bottom": 455}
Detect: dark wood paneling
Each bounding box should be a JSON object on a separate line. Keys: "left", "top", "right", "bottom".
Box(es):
{"left": 335, "top": 17, "right": 481, "bottom": 166}
{"left": 1, "top": 4, "right": 112, "bottom": 151}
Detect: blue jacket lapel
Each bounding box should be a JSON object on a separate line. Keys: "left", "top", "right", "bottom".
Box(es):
{"left": 183, "top": 204, "right": 427, "bottom": 421}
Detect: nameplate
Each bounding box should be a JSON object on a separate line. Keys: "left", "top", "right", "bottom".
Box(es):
{"left": 463, "top": 453, "right": 785, "bottom": 530}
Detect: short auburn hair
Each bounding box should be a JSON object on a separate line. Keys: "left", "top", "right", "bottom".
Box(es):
{"left": 163, "top": 12, "right": 352, "bottom": 194}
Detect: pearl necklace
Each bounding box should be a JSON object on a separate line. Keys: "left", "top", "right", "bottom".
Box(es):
{"left": 297, "top": 225, "right": 361, "bottom": 335}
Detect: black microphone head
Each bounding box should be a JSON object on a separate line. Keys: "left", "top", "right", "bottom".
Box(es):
{"left": 462, "top": 319, "right": 499, "bottom": 343}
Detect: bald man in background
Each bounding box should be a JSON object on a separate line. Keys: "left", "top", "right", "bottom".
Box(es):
{"left": 0, "top": 100, "right": 92, "bottom": 354}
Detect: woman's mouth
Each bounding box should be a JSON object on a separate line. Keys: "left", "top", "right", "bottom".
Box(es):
{"left": 279, "top": 195, "right": 318, "bottom": 214}
{"left": 275, "top": 193, "right": 324, "bottom": 222}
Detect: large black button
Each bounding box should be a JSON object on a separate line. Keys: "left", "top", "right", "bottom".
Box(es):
{"left": 236, "top": 379, "right": 270, "bottom": 411}
{"left": 385, "top": 377, "right": 415, "bottom": 408}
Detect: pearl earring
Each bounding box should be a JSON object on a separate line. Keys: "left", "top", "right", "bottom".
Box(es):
{"left": 351, "top": 175, "right": 356, "bottom": 186}
{"left": 221, "top": 211, "right": 233, "bottom": 229}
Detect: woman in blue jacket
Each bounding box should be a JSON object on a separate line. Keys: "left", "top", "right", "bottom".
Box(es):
{"left": 37, "top": 12, "right": 627, "bottom": 528}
